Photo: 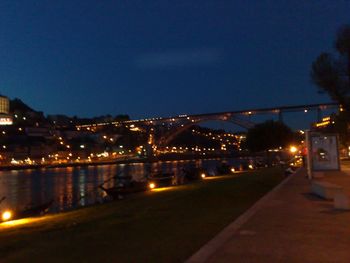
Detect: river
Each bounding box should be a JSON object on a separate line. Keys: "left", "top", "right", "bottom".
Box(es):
{"left": 0, "top": 158, "right": 245, "bottom": 213}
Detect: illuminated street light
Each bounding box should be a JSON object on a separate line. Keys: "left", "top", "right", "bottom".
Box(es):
{"left": 290, "top": 146, "right": 298, "bottom": 154}
{"left": 2, "top": 210, "right": 12, "bottom": 221}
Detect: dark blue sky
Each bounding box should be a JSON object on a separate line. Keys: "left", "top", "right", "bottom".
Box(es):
{"left": 0, "top": 1, "right": 349, "bottom": 119}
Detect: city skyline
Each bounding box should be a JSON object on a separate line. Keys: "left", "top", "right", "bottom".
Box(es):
{"left": 1, "top": 1, "right": 349, "bottom": 120}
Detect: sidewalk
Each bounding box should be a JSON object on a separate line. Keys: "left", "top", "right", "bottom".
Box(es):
{"left": 186, "top": 166, "right": 350, "bottom": 263}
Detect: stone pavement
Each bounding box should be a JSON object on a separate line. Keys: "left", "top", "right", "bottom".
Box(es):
{"left": 186, "top": 166, "right": 350, "bottom": 263}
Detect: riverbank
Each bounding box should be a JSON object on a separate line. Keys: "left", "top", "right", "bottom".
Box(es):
{"left": 0, "top": 152, "right": 245, "bottom": 171}
{"left": 0, "top": 167, "right": 284, "bottom": 263}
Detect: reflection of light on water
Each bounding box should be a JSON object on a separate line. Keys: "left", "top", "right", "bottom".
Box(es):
{"left": 79, "top": 174, "right": 86, "bottom": 207}
{"left": 10, "top": 170, "right": 19, "bottom": 175}
{"left": 128, "top": 163, "right": 147, "bottom": 182}
{"left": 0, "top": 158, "right": 242, "bottom": 213}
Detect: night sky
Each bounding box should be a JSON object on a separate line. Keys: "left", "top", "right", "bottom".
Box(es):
{"left": 1, "top": 1, "right": 350, "bottom": 120}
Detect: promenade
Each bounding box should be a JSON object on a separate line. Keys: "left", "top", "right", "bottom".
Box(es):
{"left": 187, "top": 164, "right": 350, "bottom": 263}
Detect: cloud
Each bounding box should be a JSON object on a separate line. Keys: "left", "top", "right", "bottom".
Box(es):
{"left": 135, "top": 48, "right": 222, "bottom": 69}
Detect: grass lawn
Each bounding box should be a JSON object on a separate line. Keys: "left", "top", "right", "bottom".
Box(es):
{"left": 0, "top": 167, "right": 284, "bottom": 263}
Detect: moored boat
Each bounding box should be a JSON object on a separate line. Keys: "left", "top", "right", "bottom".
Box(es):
{"left": 147, "top": 172, "right": 175, "bottom": 188}
{"left": 18, "top": 200, "right": 54, "bottom": 218}
{"left": 1, "top": 199, "right": 54, "bottom": 223}
{"left": 100, "top": 181, "right": 148, "bottom": 199}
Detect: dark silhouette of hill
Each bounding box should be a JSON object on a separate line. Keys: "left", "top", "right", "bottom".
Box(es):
{"left": 9, "top": 98, "right": 36, "bottom": 113}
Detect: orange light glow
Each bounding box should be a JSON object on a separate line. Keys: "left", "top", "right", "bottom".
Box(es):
{"left": 2, "top": 210, "right": 12, "bottom": 221}
{"left": 1, "top": 216, "right": 50, "bottom": 229}
{"left": 151, "top": 187, "right": 173, "bottom": 192}
{"left": 290, "top": 146, "right": 298, "bottom": 153}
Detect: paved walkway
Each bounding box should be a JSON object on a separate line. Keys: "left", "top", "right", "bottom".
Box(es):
{"left": 187, "top": 166, "right": 350, "bottom": 263}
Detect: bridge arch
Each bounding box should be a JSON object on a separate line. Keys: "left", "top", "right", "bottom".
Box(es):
{"left": 157, "top": 115, "right": 255, "bottom": 147}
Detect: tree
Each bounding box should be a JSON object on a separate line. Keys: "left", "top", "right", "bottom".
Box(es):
{"left": 311, "top": 25, "right": 350, "bottom": 111}
{"left": 244, "top": 120, "right": 296, "bottom": 152}
{"left": 311, "top": 25, "right": 350, "bottom": 148}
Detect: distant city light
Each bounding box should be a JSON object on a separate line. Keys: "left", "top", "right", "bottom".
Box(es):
{"left": 0, "top": 118, "right": 13, "bottom": 125}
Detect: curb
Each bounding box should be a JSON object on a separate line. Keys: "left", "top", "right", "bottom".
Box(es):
{"left": 185, "top": 168, "right": 302, "bottom": 263}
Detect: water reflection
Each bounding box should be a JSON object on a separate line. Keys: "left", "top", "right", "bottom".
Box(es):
{"left": 0, "top": 158, "right": 240, "bottom": 213}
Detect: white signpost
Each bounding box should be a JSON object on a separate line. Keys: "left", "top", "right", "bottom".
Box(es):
{"left": 306, "top": 131, "right": 340, "bottom": 179}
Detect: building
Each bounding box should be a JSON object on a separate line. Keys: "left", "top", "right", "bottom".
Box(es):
{"left": 0, "top": 95, "right": 13, "bottom": 125}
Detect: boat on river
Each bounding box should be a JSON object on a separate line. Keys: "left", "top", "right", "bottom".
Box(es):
{"left": 18, "top": 200, "right": 54, "bottom": 218}
{"left": 1, "top": 199, "right": 53, "bottom": 223}
{"left": 100, "top": 181, "right": 149, "bottom": 199}
{"left": 147, "top": 172, "right": 176, "bottom": 188}
{"left": 182, "top": 167, "right": 207, "bottom": 181}
{"left": 100, "top": 172, "right": 177, "bottom": 198}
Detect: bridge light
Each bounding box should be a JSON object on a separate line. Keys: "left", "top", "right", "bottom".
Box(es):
{"left": 304, "top": 109, "right": 308, "bottom": 113}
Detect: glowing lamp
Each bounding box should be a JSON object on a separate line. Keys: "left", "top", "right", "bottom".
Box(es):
{"left": 201, "top": 173, "right": 206, "bottom": 178}
{"left": 290, "top": 146, "right": 297, "bottom": 154}
{"left": 231, "top": 168, "right": 235, "bottom": 173}
{"left": 149, "top": 183, "right": 156, "bottom": 189}
{"left": 2, "top": 210, "right": 12, "bottom": 222}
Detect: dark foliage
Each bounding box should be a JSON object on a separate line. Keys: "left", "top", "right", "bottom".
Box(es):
{"left": 311, "top": 25, "right": 350, "bottom": 110}
{"left": 244, "top": 120, "right": 295, "bottom": 152}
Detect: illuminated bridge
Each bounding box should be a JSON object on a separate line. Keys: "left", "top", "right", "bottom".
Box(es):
{"left": 77, "top": 102, "right": 340, "bottom": 147}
